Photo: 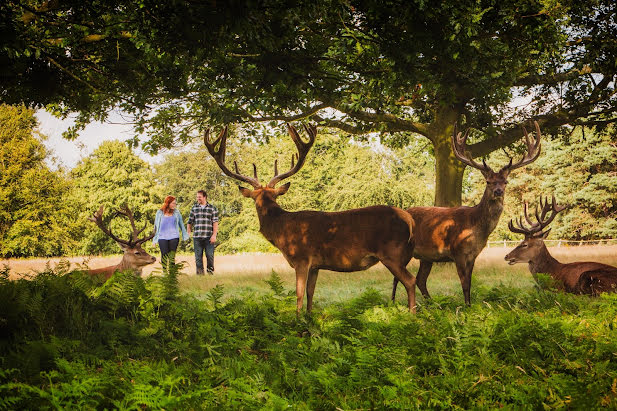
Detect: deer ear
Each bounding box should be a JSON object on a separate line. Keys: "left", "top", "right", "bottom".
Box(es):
{"left": 540, "top": 228, "right": 551, "bottom": 239}
{"left": 118, "top": 242, "right": 129, "bottom": 251}
{"left": 238, "top": 186, "right": 252, "bottom": 198}
{"left": 275, "top": 182, "right": 291, "bottom": 196}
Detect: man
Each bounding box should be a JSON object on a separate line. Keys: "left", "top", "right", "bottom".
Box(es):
{"left": 187, "top": 190, "right": 219, "bottom": 275}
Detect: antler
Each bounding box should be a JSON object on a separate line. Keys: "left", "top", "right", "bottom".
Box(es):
{"left": 508, "top": 195, "right": 567, "bottom": 237}
{"left": 116, "top": 205, "right": 155, "bottom": 246}
{"left": 451, "top": 125, "right": 492, "bottom": 173}
{"left": 500, "top": 121, "right": 542, "bottom": 172}
{"left": 89, "top": 205, "right": 154, "bottom": 247}
{"left": 204, "top": 126, "right": 262, "bottom": 189}
{"left": 267, "top": 123, "right": 317, "bottom": 188}
{"left": 89, "top": 205, "right": 131, "bottom": 246}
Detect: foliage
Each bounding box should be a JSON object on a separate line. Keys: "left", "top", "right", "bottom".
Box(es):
{"left": 156, "top": 129, "right": 435, "bottom": 253}
{"left": 3, "top": 263, "right": 617, "bottom": 409}
{"left": 70, "top": 140, "right": 164, "bottom": 254}
{"left": 3, "top": 1, "right": 616, "bottom": 205}
{"left": 0, "top": 104, "right": 77, "bottom": 257}
{"left": 466, "top": 127, "right": 617, "bottom": 241}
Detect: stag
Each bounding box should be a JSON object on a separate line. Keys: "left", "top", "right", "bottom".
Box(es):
{"left": 393, "top": 121, "right": 541, "bottom": 305}
{"left": 87, "top": 205, "right": 156, "bottom": 280}
{"left": 506, "top": 197, "right": 617, "bottom": 295}
{"left": 205, "top": 124, "right": 418, "bottom": 312}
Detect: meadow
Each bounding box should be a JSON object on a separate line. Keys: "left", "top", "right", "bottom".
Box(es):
{"left": 2, "top": 246, "right": 617, "bottom": 409}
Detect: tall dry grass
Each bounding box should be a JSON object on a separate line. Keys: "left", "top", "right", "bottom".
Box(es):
{"left": 3, "top": 245, "right": 616, "bottom": 307}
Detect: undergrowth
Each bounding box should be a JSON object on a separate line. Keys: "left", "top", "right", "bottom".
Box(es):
{"left": 1, "top": 261, "right": 617, "bottom": 410}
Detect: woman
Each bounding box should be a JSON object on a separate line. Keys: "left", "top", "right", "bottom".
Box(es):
{"left": 153, "top": 196, "right": 189, "bottom": 263}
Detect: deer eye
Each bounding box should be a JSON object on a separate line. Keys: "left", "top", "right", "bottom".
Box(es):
{"left": 134, "top": 251, "right": 141, "bottom": 255}
{"left": 519, "top": 244, "right": 528, "bottom": 248}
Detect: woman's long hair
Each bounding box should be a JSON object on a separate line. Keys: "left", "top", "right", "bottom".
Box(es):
{"left": 161, "top": 196, "right": 176, "bottom": 215}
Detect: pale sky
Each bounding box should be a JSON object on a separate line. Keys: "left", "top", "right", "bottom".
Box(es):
{"left": 36, "top": 109, "right": 167, "bottom": 169}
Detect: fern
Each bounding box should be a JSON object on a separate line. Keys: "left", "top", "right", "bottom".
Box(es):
{"left": 207, "top": 284, "right": 225, "bottom": 310}
{"left": 264, "top": 270, "right": 285, "bottom": 296}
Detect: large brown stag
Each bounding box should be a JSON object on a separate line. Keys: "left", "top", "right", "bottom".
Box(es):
{"left": 505, "top": 197, "right": 617, "bottom": 295}
{"left": 204, "top": 124, "right": 418, "bottom": 312}
{"left": 392, "top": 122, "right": 541, "bottom": 305}
{"left": 87, "top": 205, "right": 156, "bottom": 280}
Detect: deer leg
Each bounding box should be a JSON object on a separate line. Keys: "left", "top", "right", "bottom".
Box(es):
{"left": 383, "top": 262, "right": 417, "bottom": 313}
{"left": 416, "top": 260, "right": 433, "bottom": 299}
{"left": 306, "top": 268, "right": 320, "bottom": 312}
{"left": 455, "top": 259, "right": 475, "bottom": 305}
{"left": 391, "top": 278, "right": 399, "bottom": 302}
{"left": 295, "top": 263, "right": 310, "bottom": 313}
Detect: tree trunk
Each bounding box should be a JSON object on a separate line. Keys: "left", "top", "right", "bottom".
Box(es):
{"left": 429, "top": 108, "right": 466, "bottom": 207}
{"left": 433, "top": 141, "right": 465, "bottom": 206}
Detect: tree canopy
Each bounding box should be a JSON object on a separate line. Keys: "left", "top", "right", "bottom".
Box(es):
{"left": 2, "top": 0, "right": 616, "bottom": 205}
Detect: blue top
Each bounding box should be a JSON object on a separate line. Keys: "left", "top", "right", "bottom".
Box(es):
{"left": 158, "top": 215, "right": 178, "bottom": 240}
{"left": 152, "top": 209, "right": 189, "bottom": 244}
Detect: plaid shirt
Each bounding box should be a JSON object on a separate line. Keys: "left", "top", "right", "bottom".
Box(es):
{"left": 187, "top": 202, "right": 219, "bottom": 238}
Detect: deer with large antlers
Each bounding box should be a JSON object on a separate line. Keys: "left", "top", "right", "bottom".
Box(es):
{"left": 505, "top": 197, "right": 617, "bottom": 295}
{"left": 392, "top": 121, "right": 542, "bottom": 305}
{"left": 205, "top": 124, "right": 418, "bottom": 312}
{"left": 87, "top": 205, "right": 156, "bottom": 280}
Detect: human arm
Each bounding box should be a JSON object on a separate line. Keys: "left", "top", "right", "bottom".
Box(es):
{"left": 210, "top": 207, "right": 219, "bottom": 243}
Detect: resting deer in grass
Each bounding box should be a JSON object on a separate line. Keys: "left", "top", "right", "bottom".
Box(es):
{"left": 505, "top": 197, "right": 617, "bottom": 295}
{"left": 392, "top": 121, "right": 542, "bottom": 305}
{"left": 87, "top": 205, "right": 156, "bottom": 280}
{"left": 205, "top": 124, "right": 418, "bottom": 312}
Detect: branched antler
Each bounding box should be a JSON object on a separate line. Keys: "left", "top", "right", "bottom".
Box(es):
{"left": 267, "top": 123, "right": 317, "bottom": 188}
{"left": 203, "top": 126, "right": 262, "bottom": 188}
{"left": 508, "top": 195, "right": 567, "bottom": 237}
{"left": 89, "top": 205, "right": 154, "bottom": 246}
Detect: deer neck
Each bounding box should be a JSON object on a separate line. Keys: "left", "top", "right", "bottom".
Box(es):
{"left": 117, "top": 256, "right": 142, "bottom": 275}
{"left": 528, "top": 244, "right": 562, "bottom": 277}
{"left": 254, "top": 196, "right": 287, "bottom": 238}
{"left": 474, "top": 189, "right": 504, "bottom": 235}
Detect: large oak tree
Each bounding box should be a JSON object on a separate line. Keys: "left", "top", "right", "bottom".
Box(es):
{"left": 2, "top": 0, "right": 616, "bottom": 205}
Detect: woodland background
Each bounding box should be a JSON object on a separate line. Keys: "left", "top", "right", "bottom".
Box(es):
{"left": 1, "top": 103, "right": 615, "bottom": 258}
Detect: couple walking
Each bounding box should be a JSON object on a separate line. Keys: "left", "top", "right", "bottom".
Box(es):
{"left": 152, "top": 190, "right": 219, "bottom": 275}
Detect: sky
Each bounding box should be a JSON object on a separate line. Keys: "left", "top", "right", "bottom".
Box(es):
{"left": 36, "top": 109, "right": 168, "bottom": 169}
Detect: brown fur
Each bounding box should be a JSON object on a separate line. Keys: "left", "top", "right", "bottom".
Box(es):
{"left": 505, "top": 237, "right": 617, "bottom": 295}
{"left": 392, "top": 121, "right": 541, "bottom": 305}
{"left": 205, "top": 124, "right": 417, "bottom": 312}
{"left": 392, "top": 173, "right": 506, "bottom": 305}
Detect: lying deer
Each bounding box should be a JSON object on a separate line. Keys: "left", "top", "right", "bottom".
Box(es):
{"left": 205, "top": 124, "right": 418, "bottom": 312}
{"left": 505, "top": 196, "right": 617, "bottom": 295}
{"left": 87, "top": 205, "right": 156, "bottom": 280}
{"left": 393, "top": 121, "right": 541, "bottom": 305}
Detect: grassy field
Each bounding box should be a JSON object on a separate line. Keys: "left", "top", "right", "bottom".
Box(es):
{"left": 4, "top": 245, "right": 617, "bottom": 306}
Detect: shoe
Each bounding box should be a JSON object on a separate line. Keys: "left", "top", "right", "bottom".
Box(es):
{"left": 196, "top": 270, "right": 205, "bottom": 276}
{"left": 207, "top": 269, "right": 214, "bottom": 275}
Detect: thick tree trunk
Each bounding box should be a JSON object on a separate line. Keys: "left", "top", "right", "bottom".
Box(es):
{"left": 433, "top": 141, "right": 465, "bottom": 206}
{"left": 428, "top": 109, "right": 466, "bottom": 207}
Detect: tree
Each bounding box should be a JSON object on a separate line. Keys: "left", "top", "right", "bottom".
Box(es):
{"left": 70, "top": 140, "right": 164, "bottom": 254}
{"left": 2, "top": 0, "right": 616, "bottom": 205}
{"left": 0, "top": 104, "right": 77, "bottom": 257}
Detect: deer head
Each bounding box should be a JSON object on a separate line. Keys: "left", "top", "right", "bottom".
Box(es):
{"left": 505, "top": 196, "right": 567, "bottom": 265}
{"left": 204, "top": 123, "right": 316, "bottom": 207}
{"left": 89, "top": 205, "right": 156, "bottom": 272}
{"left": 452, "top": 121, "right": 542, "bottom": 202}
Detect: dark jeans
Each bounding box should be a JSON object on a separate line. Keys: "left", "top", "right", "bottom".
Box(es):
{"left": 194, "top": 237, "right": 215, "bottom": 274}
{"left": 159, "top": 238, "right": 179, "bottom": 263}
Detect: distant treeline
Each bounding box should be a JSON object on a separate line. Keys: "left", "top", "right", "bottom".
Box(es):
{"left": 1, "top": 104, "right": 615, "bottom": 258}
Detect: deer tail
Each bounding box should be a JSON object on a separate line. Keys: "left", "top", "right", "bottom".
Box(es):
{"left": 393, "top": 207, "right": 415, "bottom": 243}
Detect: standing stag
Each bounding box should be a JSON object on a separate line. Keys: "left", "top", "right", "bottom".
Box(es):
{"left": 393, "top": 121, "right": 542, "bottom": 305}
{"left": 87, "top": 205, "right": 156, "bottom": 280}
{"left": 505, "top": 197, "right": 617, "bottom": 295}
{"left": 205, "top": 124, "right": 418, "bottom": 312}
